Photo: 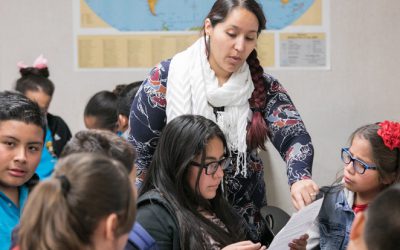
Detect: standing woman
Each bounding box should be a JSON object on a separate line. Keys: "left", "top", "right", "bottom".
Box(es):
{"left": 129, "top": 0, "right": 318, "bottom": 238}
{"left": 15, "top": 55, "right": 72, "bottom": 179}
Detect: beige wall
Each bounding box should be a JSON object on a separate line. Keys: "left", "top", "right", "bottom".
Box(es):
{"left": 1, "top": 1, "right": 399, "bottom": 213}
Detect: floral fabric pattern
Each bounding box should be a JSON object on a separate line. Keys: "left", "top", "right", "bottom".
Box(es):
{"left": 128, "top": 59, "right": 314, "bottom": 238}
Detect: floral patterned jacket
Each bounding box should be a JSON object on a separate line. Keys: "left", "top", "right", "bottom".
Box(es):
{"left": 128, "top": 59, "right": 314, "bottom": 237}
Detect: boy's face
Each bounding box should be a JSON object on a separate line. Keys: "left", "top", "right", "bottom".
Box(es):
{"left": 0, "top": 120, "right": 43, "bottom": 190}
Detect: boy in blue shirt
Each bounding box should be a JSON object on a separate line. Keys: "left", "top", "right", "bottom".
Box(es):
{"left": 0, "top": 91, "right": 45, "bottom": 250}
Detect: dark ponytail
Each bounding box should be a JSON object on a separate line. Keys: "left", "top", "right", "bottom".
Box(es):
{"left": 18, "top": 153, "right": 136, "bottom": 250}
{"left": 19, "top": 67, "right": 50, "bottom": 78}
{"left": 246, "top": 49, "right": 268, "bottom": 150}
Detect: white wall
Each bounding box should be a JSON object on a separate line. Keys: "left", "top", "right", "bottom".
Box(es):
{"left": 264, "top": 1, "right": 400, "bottom": 213}
{"left": 1, "top": 1, "right": 399, "bottom": 213}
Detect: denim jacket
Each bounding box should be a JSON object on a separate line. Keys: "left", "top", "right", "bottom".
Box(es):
{"left": 307, "top": 185, "right": 355, "bottom": 250}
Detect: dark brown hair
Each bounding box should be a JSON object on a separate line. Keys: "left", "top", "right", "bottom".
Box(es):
{"left": 84, "top": 90, "right": 118, "bottom": 131}
{"left": 141, "top": 115, "right": 247, "bottom": 249}
{"left": 349, "top": 123, "right": 400, "bottom": 185}
{"left": 364, "top": 183, "right": 400, "bottom": 249}
{"left": 203, "top": 0, "right": 268, "bottom": 150}
{"left": 15, "top": 67, "right": 55, "bottom": 97}
{"left": 61, "top": 129, "right": 137, "bottom": 173}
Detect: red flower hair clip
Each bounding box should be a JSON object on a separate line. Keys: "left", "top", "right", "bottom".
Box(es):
{"left": 377, "top": 120, "right": 400, "bottom": 150}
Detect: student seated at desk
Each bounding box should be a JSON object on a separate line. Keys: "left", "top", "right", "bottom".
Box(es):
{"left": 16, "top": 153, "right": 136, "bottom": 250}
{"left": 0, "top": 91, "right": 45, "bottom": 250}
{"left": 137, "top": 115, "right": 307, "bottom": 250}
{"left": 347, "top": 183, "right": 400, "bottom": 250}
{"left": 307, "top": 121, "right": 400, "bottom": 250}
{"left": 84, "top": 82, "right": 141, "bottom": 137}
{"left": 15, "top": 55, "right": 72, "bottom": 179}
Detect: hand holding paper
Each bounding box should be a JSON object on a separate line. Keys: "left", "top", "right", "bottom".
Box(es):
{"left": 267, "top": 197, "right": 323, "bottom": 250}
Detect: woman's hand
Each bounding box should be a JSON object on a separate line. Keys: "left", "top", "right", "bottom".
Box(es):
{"left": 288, "top": 234, "right": 309, "bottom": 250}
{"left": 290, "top": 179, "right": 319, "bottom": 210}
{"left": 222, "top": 241, "right": 267, "bottom": 250}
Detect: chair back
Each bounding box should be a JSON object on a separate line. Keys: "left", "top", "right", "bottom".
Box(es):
{"left": 260, "top": 205, "right": 290, "bottom": 235}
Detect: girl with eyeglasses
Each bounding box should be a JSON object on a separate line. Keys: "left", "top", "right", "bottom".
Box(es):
{"left": 136, "top": 115, "right": 308, "bottom": 250}
{"left": 307, "top": 121, "right": 400, "bottom": 250}
{"left": 129, "top": 0, "right": 318, "bottom": 242}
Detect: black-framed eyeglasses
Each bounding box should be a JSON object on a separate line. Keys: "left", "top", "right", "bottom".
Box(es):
{"left": 190, "top": 157, "right": 231, "bottom": 175}
{"left": 341, "top": 147, "right": 378, "bottom": 174}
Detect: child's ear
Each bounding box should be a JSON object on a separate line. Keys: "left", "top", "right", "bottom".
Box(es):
{"left": 382, "top": 173, "right": 396, "bottom": 185}
{"left": 350, "top": 212, "right": 366, "bottom": 241}
{"left": 117, "top": 114, "right": 129, "bottom": 132}
{"left": 105, "top": 213, "right": 118, "bottom": 240}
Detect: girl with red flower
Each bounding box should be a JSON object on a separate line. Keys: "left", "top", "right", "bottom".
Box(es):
{"left": 307, "top": 121, "right": 400, "bottom": 250}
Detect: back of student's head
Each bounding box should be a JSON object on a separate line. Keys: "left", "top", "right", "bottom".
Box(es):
{"left": 349, "top": 121, "right": 400, "bottom": 185}
{"left": 0, "top": 91, "right": 45, "bottom": 133}
{"left": 114, "top": 81, "right": 142, "bottom": 118}
{"left": 364, "top": 183, "right": 400, "bottom": 250}
{"left": 15, "top": 57, "right": 54, "bottom": 97}
{"left": 61, "top": 129, "right": 136, "bottom": 173}
{"left": 84, "top": 90, "right": 118, "bottom": 131}
{"left": 18, "top": 153, "right": 136, "bottom": 250}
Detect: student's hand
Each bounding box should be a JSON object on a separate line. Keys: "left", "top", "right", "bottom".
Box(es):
{"left": 290, "top": 179, "right": 319, "bottom": 210}
{"left": 288, "top": 234, "right": 309, "bottom": 250}
{"left": 222, "top": 241, "right": 267, "bottom": 250}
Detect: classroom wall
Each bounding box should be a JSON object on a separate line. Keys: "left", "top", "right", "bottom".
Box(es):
{"left": 1, "top": 0, "right": 399, "bottom": 214}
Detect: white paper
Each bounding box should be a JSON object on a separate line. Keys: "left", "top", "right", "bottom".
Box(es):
{"left": 267, "top": 198, "right": 323, "bottom": 250}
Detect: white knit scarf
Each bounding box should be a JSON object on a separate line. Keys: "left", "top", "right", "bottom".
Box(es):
{"left": 166, "top": 38, "right": 254, "bottom": 176}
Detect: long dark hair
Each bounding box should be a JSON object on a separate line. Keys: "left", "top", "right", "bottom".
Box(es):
{"left": 140, "top": 115, "right": 247, "bottom": 249}
{"left": 203, "top": 0, "right": 268, "bottom": 150}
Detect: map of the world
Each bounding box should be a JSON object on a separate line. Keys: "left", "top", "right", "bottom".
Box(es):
{"left": 84, "top": 0, "right": 315, "bottom": 31}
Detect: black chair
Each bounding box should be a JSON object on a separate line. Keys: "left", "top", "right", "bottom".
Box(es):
{"left": 260, "top": 205, "right": 290, "bottom": 235}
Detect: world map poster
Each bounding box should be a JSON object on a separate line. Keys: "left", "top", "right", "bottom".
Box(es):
{"left": 74, "top": 0, "right": 329, "bottom": 69}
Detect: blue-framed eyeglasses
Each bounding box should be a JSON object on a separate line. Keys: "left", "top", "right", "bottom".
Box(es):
{"left": 341, "top": 147, "right": 378, "bottom": 174}
{"left": 190, "top": 157, "right": 231, "bottom": 175}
